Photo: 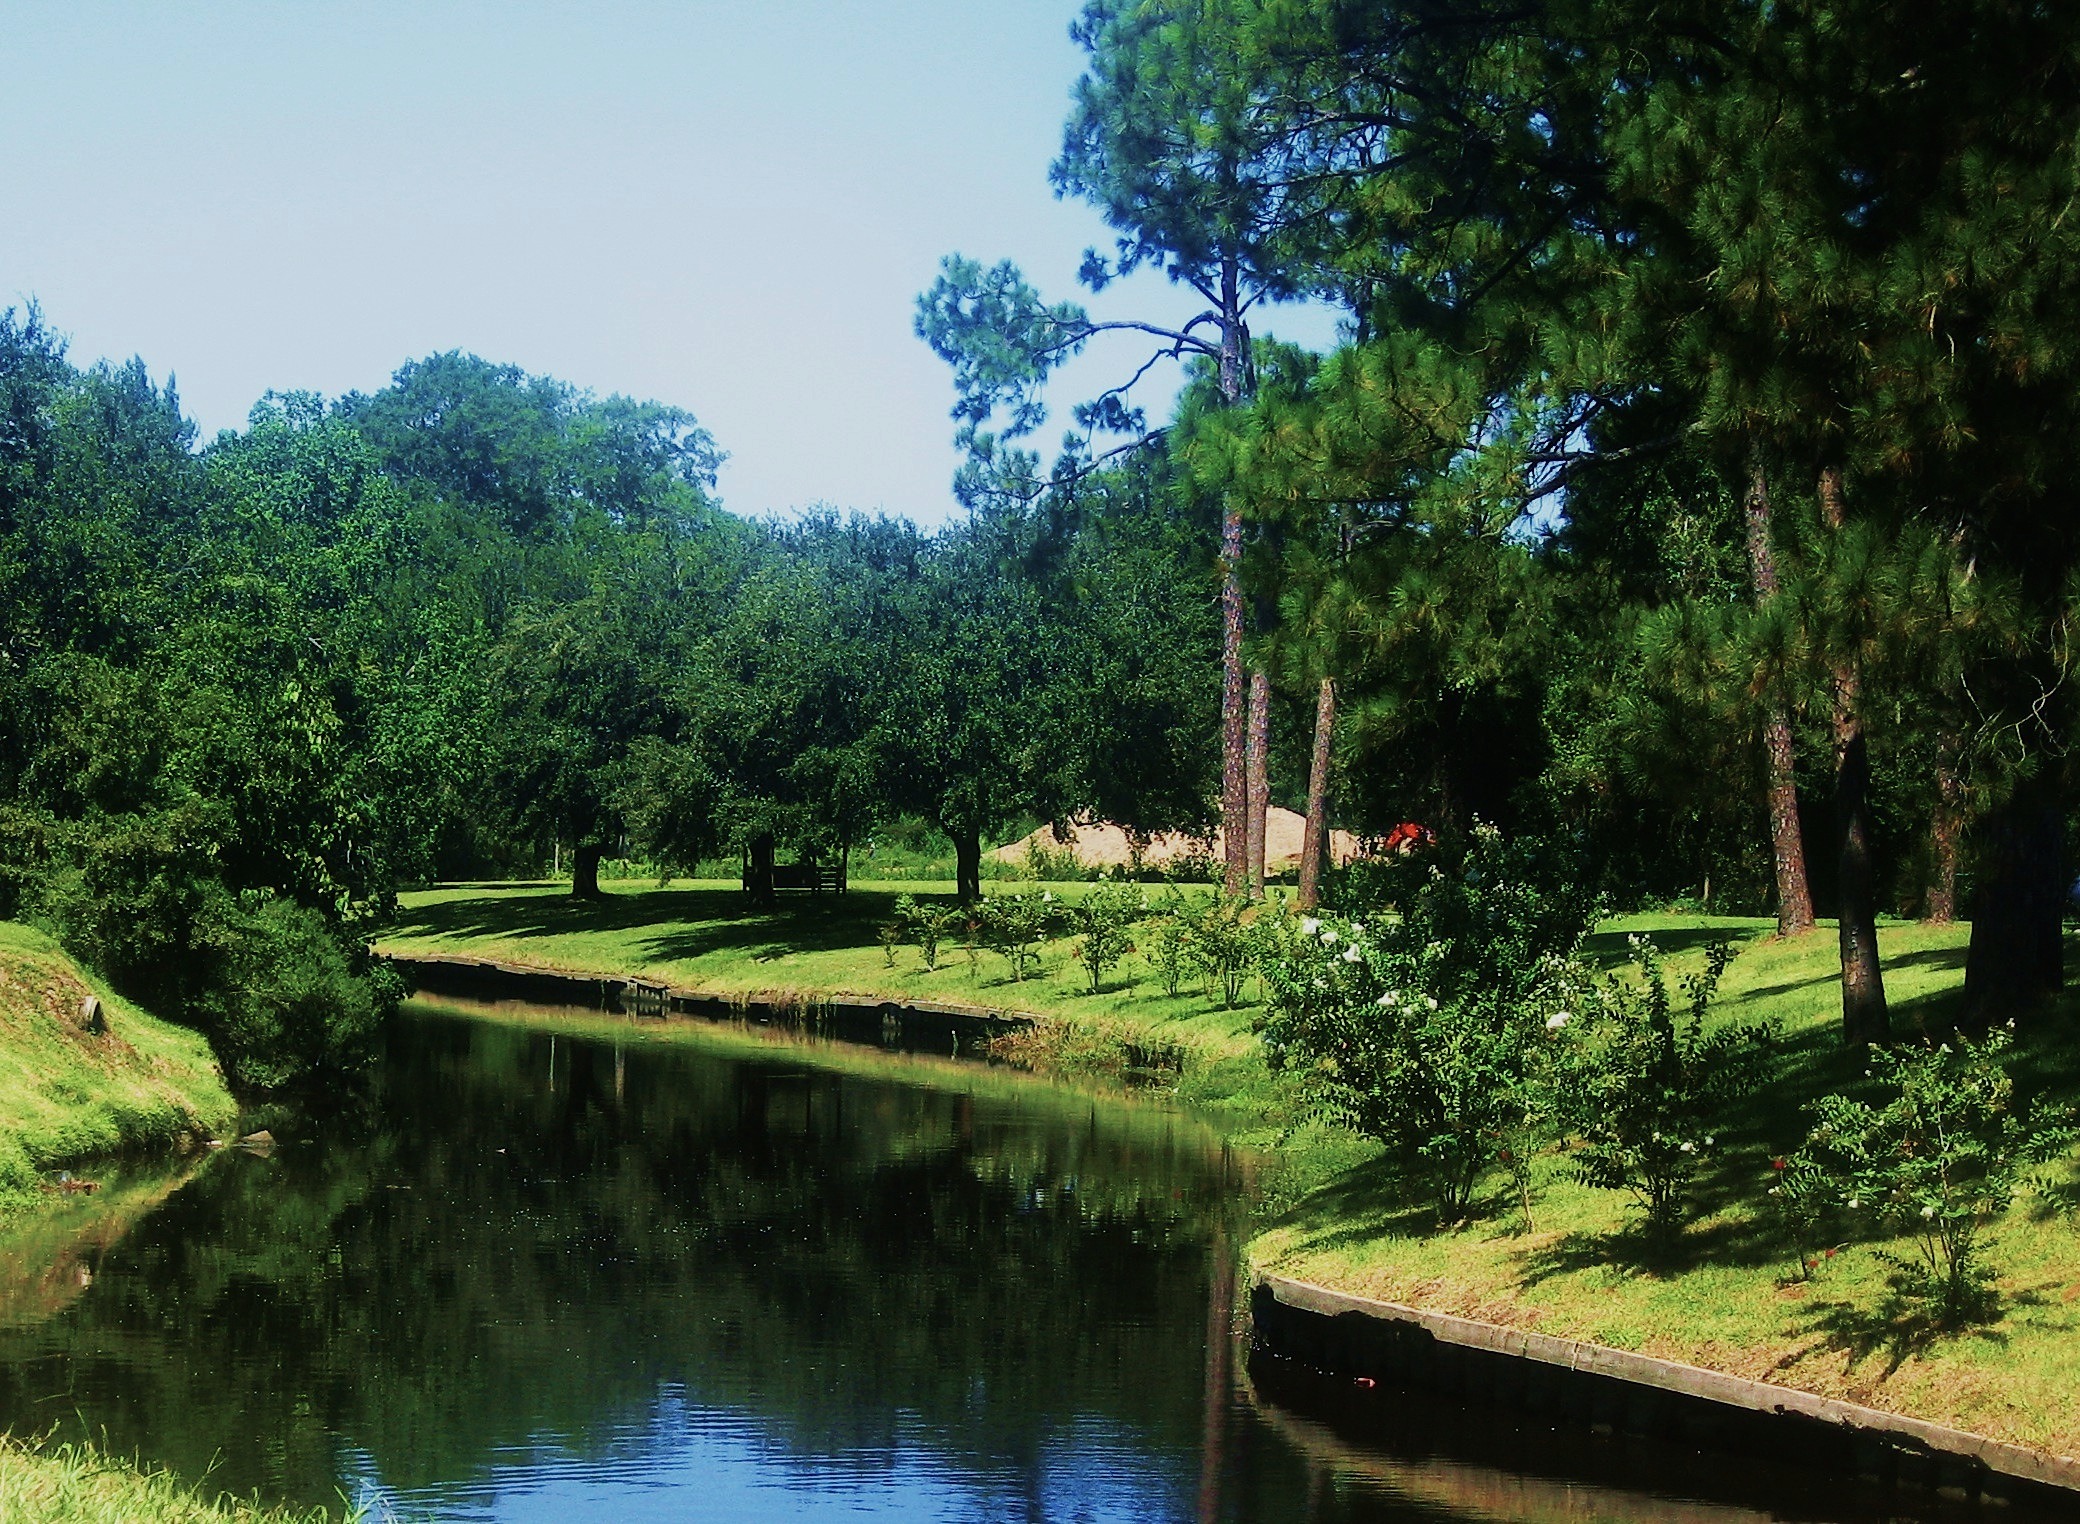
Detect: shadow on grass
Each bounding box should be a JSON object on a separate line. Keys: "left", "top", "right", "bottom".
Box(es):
{"left": 387, "top": 884, "right": 920, "bottom": 965}
{"left": 1773, "top": 1279, "right": 2039, "bottom": 1381}
{"left": 1581, "top": 923, "right": 1770, "bottom": 965}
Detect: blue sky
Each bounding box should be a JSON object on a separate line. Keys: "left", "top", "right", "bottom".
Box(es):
{"left": 1, "top": 1, "right": 1336, "bottom": 524}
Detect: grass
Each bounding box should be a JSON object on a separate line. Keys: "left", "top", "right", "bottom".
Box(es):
{"left": 0, "top": 1437, "right": 358, "bottom": 1524}
{"left": 378, "top": 878, "right": 1295, "bottom": 1127}
{"left": 0, "top": 922, "right": 238, "bottom": 1219}
{"left": 380, "top": 884, "right": 2080, "bottom": 1460}
{"left": 1256, "top": 913, "right": 2080, "bottom": 1460}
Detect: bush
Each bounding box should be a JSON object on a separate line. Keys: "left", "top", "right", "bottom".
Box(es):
{"left": 976, "top": 888, "right": 1060, "bottom": 981}
{"left": 37, "top": 807, "right": 390, "bottom": 1095}
{"left": 1256, "top": 826, "right": 1599, "bottom": 1221}
{"left": 1791, "top": 1025, "right": 2077, "bottom": 1325}
{"left": 1561, "top": 939, "right": 1772, "bottom": 1242}
{"left": 1144, "top": 899, "right": 1193, "bottom": 997}
{"left": 1184, "top": 894, "right": 1256, "bottom": 1008}
{"left": 1065, "top": 882, "right": 1141, "bottom": 994}
{"left": 893, "top": 894, "right": 962, "bottom": 971}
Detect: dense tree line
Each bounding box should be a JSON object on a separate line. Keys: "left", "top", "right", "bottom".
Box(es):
{"left": 0, "top": 322, "right": 1216, "bottom": 1089}
{"left": 924, "top": 0, "right": 2080, "bottom": 1041}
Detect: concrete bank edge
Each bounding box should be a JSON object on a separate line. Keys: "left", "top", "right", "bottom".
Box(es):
{"left": 1254, "top": 1271, "right": 2080, "bottom": 1495}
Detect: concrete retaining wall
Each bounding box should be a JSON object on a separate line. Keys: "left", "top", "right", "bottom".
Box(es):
{"left": 1252, "top": 1272, "right": 2080, "bottom": 1512}
{"left": 386, "top": 951, "right": 1035, "bottom": 1058}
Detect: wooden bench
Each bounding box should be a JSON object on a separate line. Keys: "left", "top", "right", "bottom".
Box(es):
{"left": 758, "top": 860, "right": 847, "bottom": 895}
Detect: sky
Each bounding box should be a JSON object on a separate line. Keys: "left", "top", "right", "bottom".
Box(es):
{"left": 0, "top": 1, "right": 1336, "bottom": 525}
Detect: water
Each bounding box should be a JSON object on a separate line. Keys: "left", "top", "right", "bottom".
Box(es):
{"left": 0, "top": 1002, "right": 2025, "bottom": 1521}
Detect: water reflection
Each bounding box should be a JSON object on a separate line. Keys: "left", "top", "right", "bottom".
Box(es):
{"left": 0, "top": 1001, "right": 2041, "bottom": 1522}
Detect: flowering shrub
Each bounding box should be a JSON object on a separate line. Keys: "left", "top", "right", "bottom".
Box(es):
{"left": 1790, "top": 1026, "right": 2076, "bottom": 1325}
{"left": 1560, "top": 939, "right": 1770, "bottom": 1242}
{"left": 1256, "top": 826, "right": 1599, "bottom": 1221}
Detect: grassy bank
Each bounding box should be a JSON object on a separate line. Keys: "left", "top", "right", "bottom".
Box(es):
{"left": 0, "top": 922, "right": 237, "bottom": 1217}
{"left": 379, "top": 879, "right": 1302, "bottom": 1128}
{"left": 383, "top": 884, "right": 2080, "bottom": 1461}
{"left": 0, "top": 1437, "right": 355, "bottom": 1524}
{"left": 1256, "top": 914, "right": 2080, "bottom": 1460}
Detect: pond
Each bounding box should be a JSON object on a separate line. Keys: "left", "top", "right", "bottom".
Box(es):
{"left": 0, "top": 1001, "right": 2018, "bottom": 1522}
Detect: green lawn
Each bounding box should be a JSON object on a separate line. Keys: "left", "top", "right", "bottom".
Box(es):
{"left": 379, "top": 878, "right": 1299, "bottom": 1130}
{"left": 378, "top": 884, "right": 2080, "bottom": 1458}
{"left": 0, "top": 923, "right": 238, "bottom": 1219}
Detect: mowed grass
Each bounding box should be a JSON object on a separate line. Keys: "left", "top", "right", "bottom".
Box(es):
{"left": 0, "top": 923, "right": 238, "bottom": 1217}
{"left": 1258, "top": 914, "right": 2080, "bottom": 1459}
{"left": 379, "top": 879, "right": 1301, "bottom": 1128}
{"left": 0, "top": 1437, "right": 358, "bottom": 1524}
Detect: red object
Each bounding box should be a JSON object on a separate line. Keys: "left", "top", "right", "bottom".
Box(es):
{"left": 1381, "top": 822, "right": 1435, "bottom": 856}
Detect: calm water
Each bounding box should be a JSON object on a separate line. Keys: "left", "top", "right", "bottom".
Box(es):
{"left": 0, "top": 1003, "right": 2020, "bottom": 1522}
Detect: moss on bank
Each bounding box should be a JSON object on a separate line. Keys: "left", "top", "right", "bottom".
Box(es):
{"left": 0, "top": 922, "right": 238, "bottom": 1219}
{"left": 0, "top": 1437, "right": 357, "bottom": 1524}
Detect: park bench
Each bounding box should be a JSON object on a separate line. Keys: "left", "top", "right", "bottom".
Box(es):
{"left": 754, "top": 859, "right": 848, "bottom": 895}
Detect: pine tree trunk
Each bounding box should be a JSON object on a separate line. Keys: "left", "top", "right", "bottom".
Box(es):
{"left": 572, "top": 843, "right": 603, "bottom": 900}
{"left": 1298, "top": 677, "right": 1336, "bottom": 911}
{"left": 955, "top": 828, "right": 983, "bottom": 905}
{"left": 1926, "top": 736, "right": 1963, "bottom": 923}
{"left": 1965, "top": 771, "right": 2065, "bottom": 1025}
{"left": 1743, "top": 456, "right": 1816, "bottom": 937}
{"left": 1217, "top": 254, "right": 1251, "bottom": 899}
{"left": 1819, "top": 466, "right": 1889, "bottom": 1044}
{"left": 745, "top": 832, "right": 776, "bottom": 908}
{"left": 1245, "top": 668, "right": 1270, "bottom": 900}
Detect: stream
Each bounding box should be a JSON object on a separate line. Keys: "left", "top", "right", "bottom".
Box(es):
{"left": 0, "top": 999, "right": 2022, "bottom": 1521}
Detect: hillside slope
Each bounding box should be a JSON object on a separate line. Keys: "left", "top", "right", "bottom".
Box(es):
{"left": 0, "top": 922, "right": 237, "bottom": 1215}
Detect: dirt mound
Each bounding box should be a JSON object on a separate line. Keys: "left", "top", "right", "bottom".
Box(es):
{"left": 991, "top": 808, "right": 1364, "bottom": 873}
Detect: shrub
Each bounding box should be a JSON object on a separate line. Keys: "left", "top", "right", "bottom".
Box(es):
{"left": 1065, "top": 882, "right": 1141, "bottom": 994}
{"left": 1144, "top": 894, "right": 1194, "bottom": 998}
{"left": 1791, "top": 1025, "right": 2077, "bottom": 1325}
{"left": 1560, "top": 939, "right": 1771, "bottom": 1242}
{"left": 1256, "top": 826, "right": 1599, "bottom": 1221}
{"left": 38, "top": 807, "right": 390, "bottom": 1095}
{"left": 893, "top": 894, "right": 962, "bottom": 971}
{"left": 1184, "top": 894, "right": 1255, "bottom": 1008}
{"left": 977, "top": 888, "right": 1059, "bottom": 981}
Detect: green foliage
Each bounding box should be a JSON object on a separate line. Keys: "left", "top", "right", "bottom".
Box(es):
{"left": 1257, "top": 827, "right": 1599, "bottom": 1220}
{"left": 1063, "top": 881, "right": 1142, "bottom": 994}
{"left": 975, "top": 888, "right": 1062, "bottom": 982}
{"left": 1181, "top": 894, "right": 1255, "bottom": 1009}
{"left": 1791, "top": 1026, "right": 2078, "bottom": 1325}
{"left": 1561, "top": 940, "right": 1773, "bottom": 1241}
{"left": 893, "top": 894, "right": 963, "bottom": 973}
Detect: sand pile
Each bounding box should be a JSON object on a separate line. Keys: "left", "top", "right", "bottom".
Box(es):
{"left": 990, "top": 808, "right": 1363, "bottom": 873}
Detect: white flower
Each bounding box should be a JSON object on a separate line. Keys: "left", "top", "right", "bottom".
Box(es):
{"left": 1425, "top": 996, "right": 1439, "bottom": 1011}
{"left": 1705, "top": 1136, "right": 1715, "bottom": 1147}
{"left": 1342, "top": 946, "right": 1363, "bottom": 964}
{"left": 1320, "top": 929, "right": 1338, "bottom": 946}
{"left": 1922, "top": 1204, "right": 1937, "bottom": 1219}
{"left": 1351, "top": 922, "right": 1366, "bottom": 935}
{"left": 1300, "top": 916, "right": 1321, "bottom": 936}
{"left": 1679, "top": 1140, "right": 1695, "bottom": 1154}
{"left": 1545, "top": 1013, "right": 1570, "bottom": 1031}
{"left": 1376, "top": 992, "right": 1395, "bottom": 1007}
{"left": 1847, "top": 1198, "right": 1860, "bottom": 1210}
